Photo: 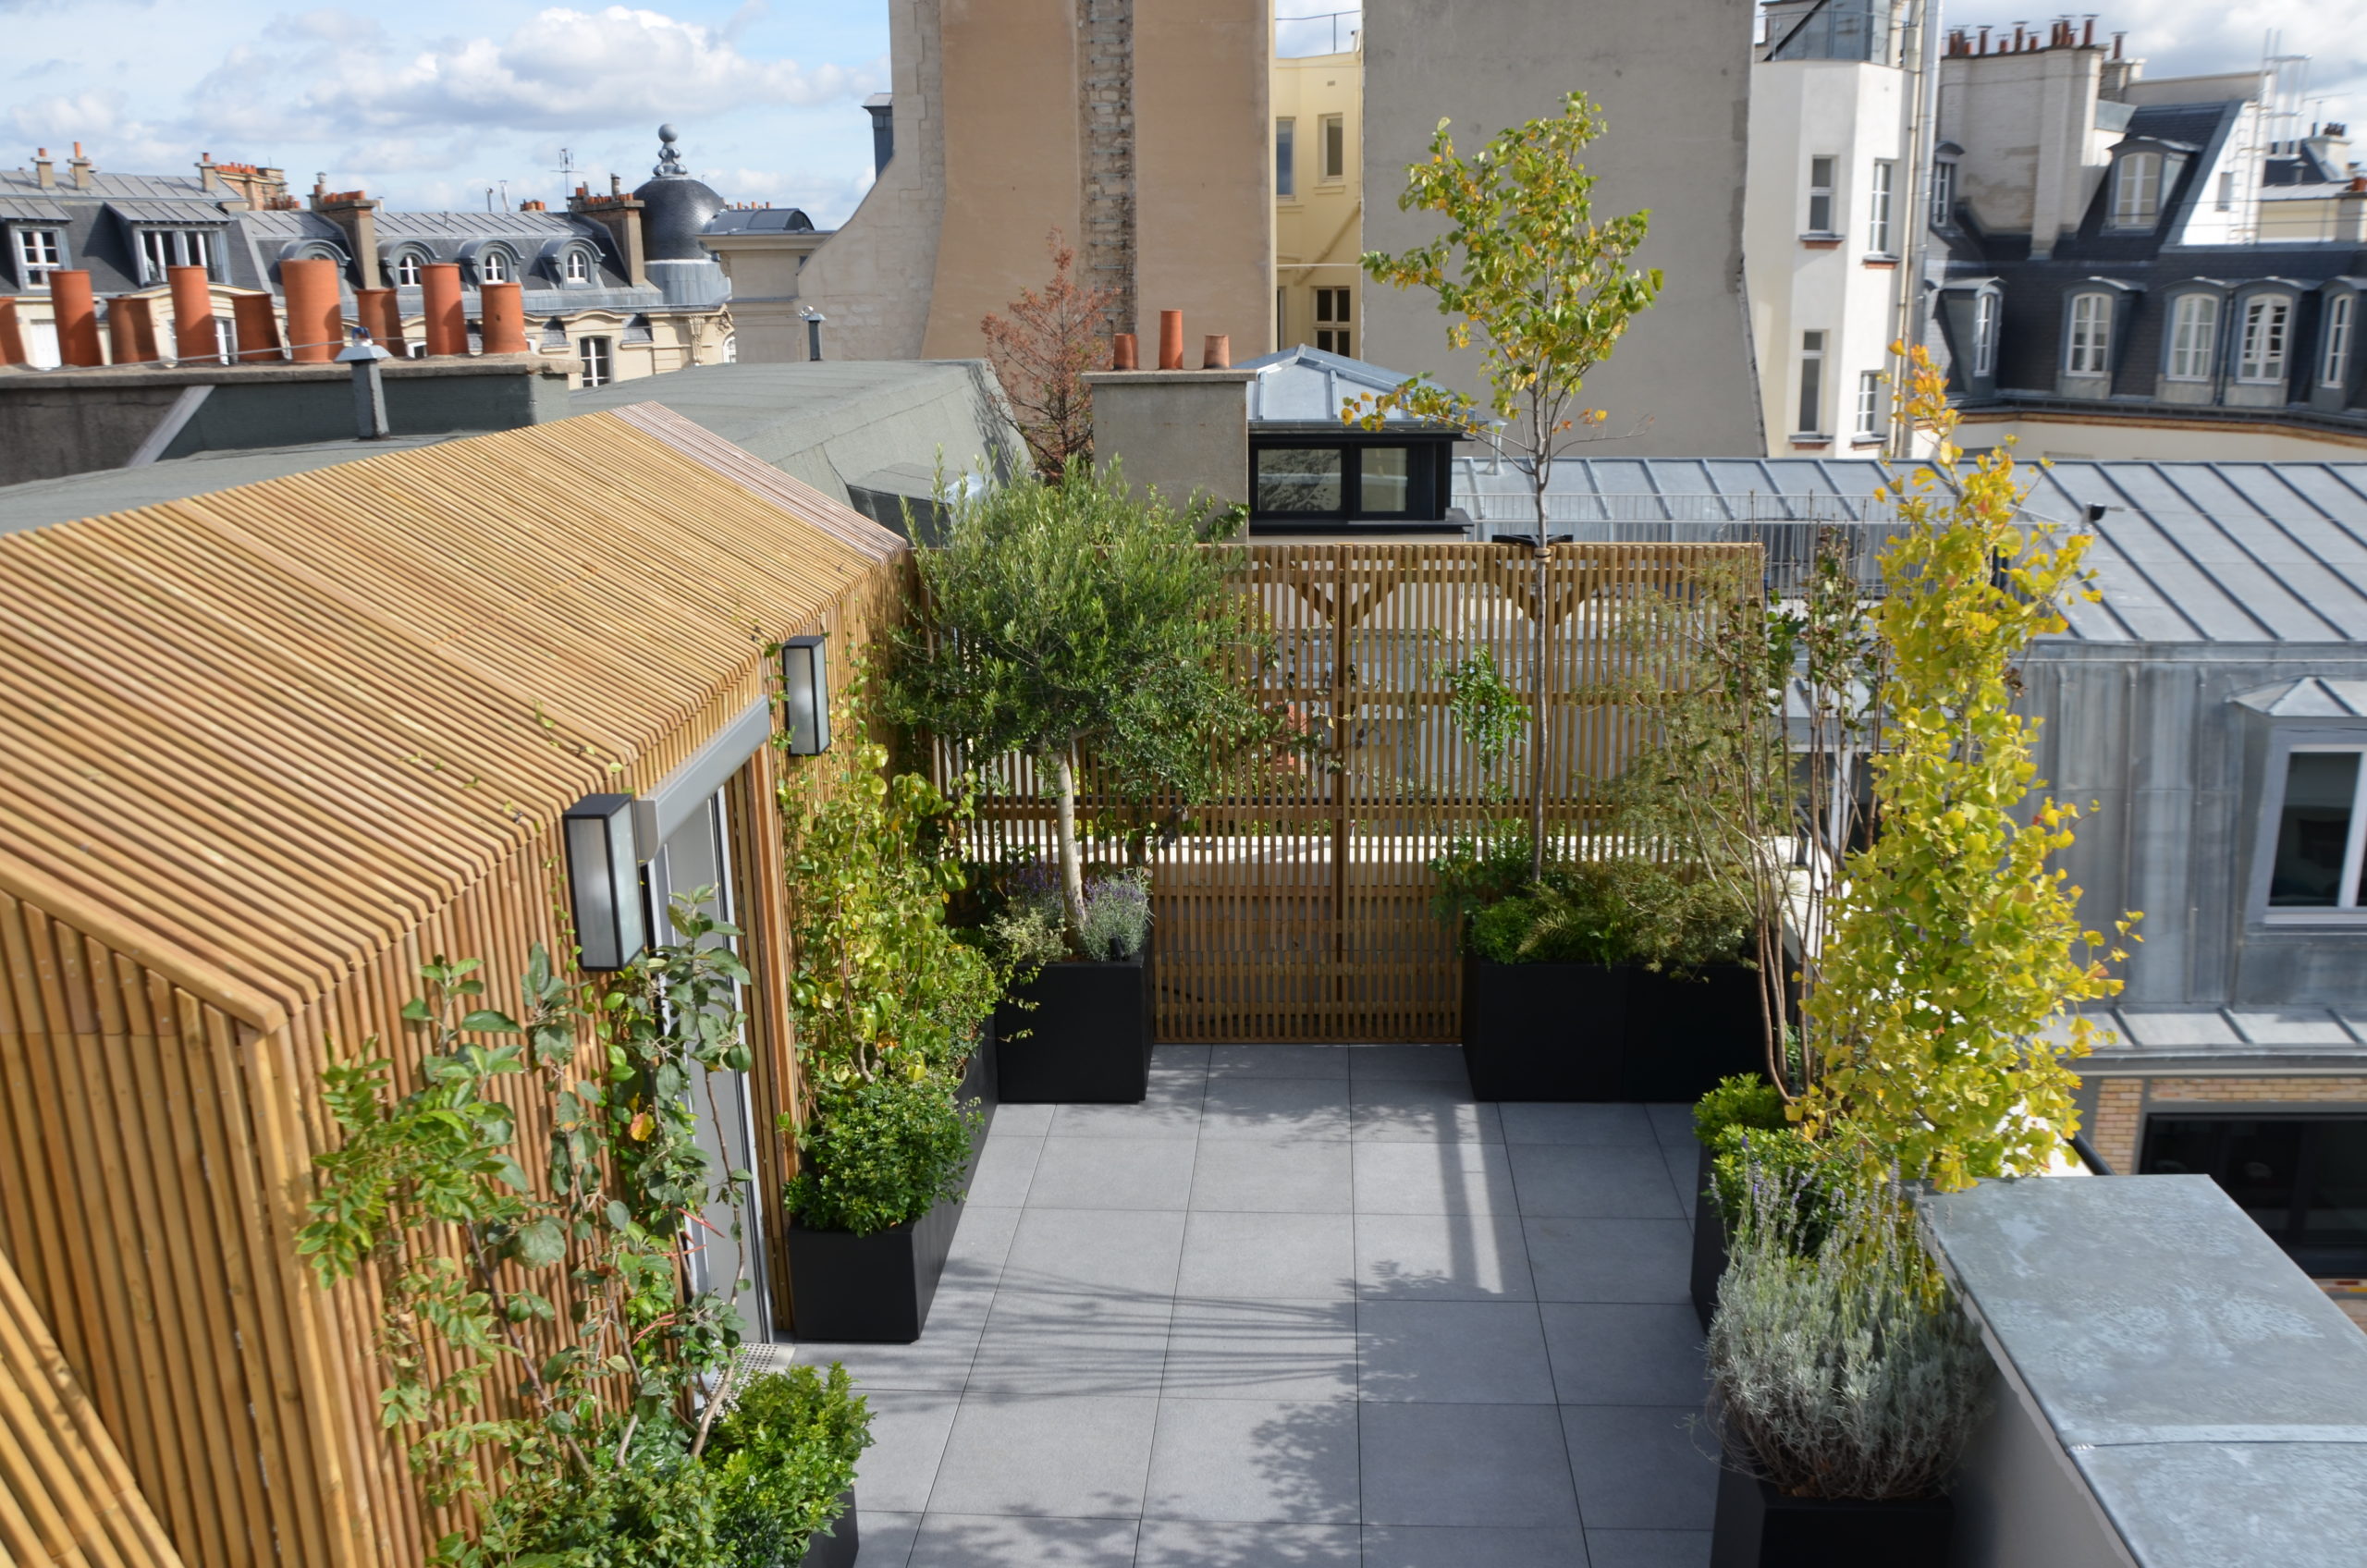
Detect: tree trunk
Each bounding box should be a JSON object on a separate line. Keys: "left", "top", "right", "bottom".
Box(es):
{"left": 1529, "top": 530, "right": 1550, "bottom": 884}
{"left": 1053, "top": 750, "right": 1089, "bottom": 944}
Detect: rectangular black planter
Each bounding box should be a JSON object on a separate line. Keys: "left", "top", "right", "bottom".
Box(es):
{"left": 993, "top": 952, "right": 1152, "bottom": 1104}
{"left": 786, "top": 1037, "right": 998, "bottom": 1344}
{"left": 1460, "top": 958, "right": 1625, "bottom": 1101}
{"left": 1711, "top": 1467, "right": 1954, "bottom": 1568}
{"left": 1691, "top": 1139, "right": 1727, "bottom": 1330}
{"left": 801, "top": 1488, "right": 858, "bottom": 1568}
{"left": 1623, "top": 963, "right": 1771, "bottom": 1102}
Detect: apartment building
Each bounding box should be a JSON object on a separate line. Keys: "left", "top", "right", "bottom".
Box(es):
{"left": 1272, "top": 22, "right": 1364, "bottom": 357}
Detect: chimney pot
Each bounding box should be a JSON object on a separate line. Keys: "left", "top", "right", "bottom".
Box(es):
{"left": 1158, "top": 310, "right": 1184, "bottom": 371}
{"left": 1202, "top": 333, "right": 1230, "bottom": 370}
{"left": 48, "top": 271, "right": 103, "bottom": 365}
{"left": 1112, "top": 332, "right": 1138, "bottom": 370}
{"left": 33, "top": 149, "right": 54, "bottom": 190}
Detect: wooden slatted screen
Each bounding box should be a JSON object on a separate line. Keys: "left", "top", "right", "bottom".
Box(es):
{"left": 960, "top": 542, "right": 1754, "bottom": 1042}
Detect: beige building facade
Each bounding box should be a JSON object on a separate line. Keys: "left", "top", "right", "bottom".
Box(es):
{"left": 776, "top": 0, "right": 1273, "bottom": 366}
{"left": 1271, "top": 39, "right": 1364, "bottom": 357}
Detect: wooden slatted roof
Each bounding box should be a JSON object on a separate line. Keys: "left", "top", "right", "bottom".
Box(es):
{"left": 0, "top": 404, "right": 904, "bottom": 1031}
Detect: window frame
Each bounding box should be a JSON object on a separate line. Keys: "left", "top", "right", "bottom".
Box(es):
{"left": 1970, "top": 292, "right": 1998, "bottom": 379}
{"left": 1797, "top": 329, "right": 1827, "bottom": 434}
{"left": 1275, "top": 118, "right": 1296, "bottom": 200}
{"left": 2323, "top": 292, "right": 2356, "bottom": 390}
{"left": 1866, "top": 159, "right": 1895, "bottom": 254}
{"left": 2066, "top": 290, "right": 2114, "bottom": 376}
{"left": 1807, "top": 155, "right": 1837, "bottom": 234}
{"left": 578, "top": 333, "right": 614, "bottom": 388}
{"left": 392, "top": 250, "right": 427, "bottom": 288}
{"left": 1247, "top": 437, "right": 1447, "bottom": 524}
{"left": 562, "top": 246, "right": 595, "bottom": 284}
{"left": 477, "top": 247, "right": 513, "bottom": 285}
{"left": 1319, "top": 114, "right": 1345, "bottom": 182}
{"left": 2237, "top": 293, "right": 2293, "bottom": 385}
{"left": 2110, "top": 151, "right": 2164, "bottom": 229}
{"left": 1929, "top": 158, "right": 1956, "bottom": 228}
{"left": 11, "top": 226, "right": 65, "bottom": 288}
{"left": 1854, "top": 370, "right": 1883, "bottom": 438}
{"left": 138, "top": 227, "right": 217, "bottom": 285}
{"left": 2255, "top": 737, "right": 2367, "bottom": 924}
{"left": 2167, "top": 291, "right": 2220, "bottom": 381}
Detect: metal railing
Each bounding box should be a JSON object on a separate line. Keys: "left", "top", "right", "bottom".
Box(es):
{"left": 1276, "top": 6, "right": 1359, "bottom": 56}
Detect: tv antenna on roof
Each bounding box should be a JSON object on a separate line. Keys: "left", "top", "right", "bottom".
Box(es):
{"left": 552, "top": 147, "right": 578, "bottom": 201}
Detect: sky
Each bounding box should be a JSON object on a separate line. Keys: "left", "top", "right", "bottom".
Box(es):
{"left": 3, "top": 2, "right": 2358, "bottom": 230}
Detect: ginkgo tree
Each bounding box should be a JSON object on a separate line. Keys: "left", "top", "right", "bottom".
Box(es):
{"left": 1350, "top": 91, "right": 1663, "bottom": 877}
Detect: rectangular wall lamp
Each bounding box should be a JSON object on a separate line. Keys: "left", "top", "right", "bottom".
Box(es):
{"left": 781, "top": 633, "right": 831, "bottom": 755}
{"left": 563, "top": 792, "right": 646, "bottom": 971}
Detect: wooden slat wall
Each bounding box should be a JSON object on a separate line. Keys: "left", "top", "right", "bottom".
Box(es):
{"left": 962, "top": 543, "right": 1751, "bottom": 1042}
{"left": 0, "top": 409, "right": 910, "bottom": 1568}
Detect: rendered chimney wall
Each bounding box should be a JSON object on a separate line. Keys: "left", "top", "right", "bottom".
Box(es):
{"left": 108, "top": 295, "right": 161, "bottom": 366}
{"left": 169, "top": 265, "right": 216, "bottom": 365}
{"left": 232, "top": 293, "right": 283, "bottom": 361}
{"left": 479, "top": 282, "right": 528, "bottom": 353}
{"left": 50, "top": 271, "right": 103, "bottom": 365}
{"left": 32, "top": 149, "right": 54, "bottom": 190}
{"left": 279, "top": 257, "right": 342, "bottom": 363}
{"left": 68, "top": 141, "right": 92, "bottom": 191}
{"left": 1159, "top": 310, "right": 1184, "bottom": 370}
{"left": 421, "top": 263, "right": 467, "bottom": 357}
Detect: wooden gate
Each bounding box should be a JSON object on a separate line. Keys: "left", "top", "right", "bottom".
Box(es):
{"left": 968, "top": 542, "right": 1752, "bottom": 1042}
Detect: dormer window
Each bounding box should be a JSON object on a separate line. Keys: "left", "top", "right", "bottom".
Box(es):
{"left": 1971, "top": 291, "right": 1998, "bottom": 378}
{"left": 478, "top": 249, "right": 511, "bottom": 285}
{"left": 393, "top": 251, "right": 425, "bottom": 287}
{"left": 2322, "top": 293, "right": 2355, "bottom": 390}
{"left": 2111, "top": 152, "right": 2164, "bottom": 228}
{"left": 11, "top": 227, "right": 64, "bottom": 288}
{"left": 138, "top": 229, "right": 215, "bottom": 285}
{"left": 2067, "top": 291, "right": 2113, "bottom": 374}
{"left": 1929, "top": 157, "right": 1957, "bottom": 228}
{"left": 564, "top": 247, "right": 593, "bottom": 283}
{"left": 2168, "top": 293, "right": 2219, "bottom": 380}
{"left": 2238, "top": 295, "right": 2292, "bottom": 384}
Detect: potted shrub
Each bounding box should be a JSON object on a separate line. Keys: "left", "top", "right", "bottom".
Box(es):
{"left": 1688, "top": 1074, "right": 1788, "bottom": 1328}
{"left": 710, "top": 1364, "right": 875, "bottom": 1568}
{"left": 1706, "top": 1158, "right": 1987, "bottom": 1568}
{"left": 888, "top": 459, "right": 1282, "bottom": 1103}
{"left": 985, "top": 860, "right": 1156, "bottom": 1103}
{"left": 780, "top": 735, "right": 1000, "bottom": 1341}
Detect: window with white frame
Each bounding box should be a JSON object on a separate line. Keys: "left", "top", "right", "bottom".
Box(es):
{"left": 1320, "top": 114, "right": 1345, "bottom": 181}
{"left": 2111, "top": 153, "right": 2164, "bottom": 227}
{"left": 1971, "top": 292, "right": 1997, "bottom": 378}
{"left": 1867, "top": 159, "right": 1895, "bottom": 253}
{"left": 1797, "top": 330, "right": 1826, "bottom": 433}
{"left": 2168, "top": 293, "right": 2219, "bottom": 380}
{"left": 2238, "top": 295, "right": 2291, "bottom": 383}
{"left": 1930, "top": 159, "right": 1956, "bottom": 227}
{"left": 393, "top": 251, "right": 425, "bottom": 287}
{"left": 138, "top": 228, "right": 215, "bottom": 284}
{"left": 1808, "top": 156, "right": 1836, "bottom": 233}
{"left": 2266, "top": 746, "right": 2367, "bottom": 911}
{"left": 579, "top": 334, "right": 613, "bottom": 387}
{"left": 1275, "top": 119, "right": 1295, "bottom": 199}
{"left": 11, "top": 227, "right": 64, "bottom": 288}
{"left": 478, "top": 249, "right": 511, "bottom": 284}
{"left": 2324, "top": 294, "right": 2356, "bottom": 390}
{"left": 564, "top": 247, "right": 594, "bottom": 283}
{"left": 2067, "top": 291, "right": 2113, "bottom": 375}
{"left": 1855, "top": 370, "right": 1883, "bottom": 438}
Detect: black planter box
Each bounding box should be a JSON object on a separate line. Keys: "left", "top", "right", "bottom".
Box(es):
{"left": 1460, "top": 958, "right": 1625, "bottom": 1101}
{"left": 1691, "top": 1139, "right": 1727, "bottom": 1330}
{"left": 802, "top": 1488, "right": 859, "bottom": 1568}
{"left": 1711, "top": 1467, "right": 1954, "bottom": 1568}
{"left": 992, "top": 952, "right": 1153, "bottom": 1104}
{"left": 1623, "top": 963, "right": 1770, "bottom": 1102}
{"left": 785, "top": 1037, "right": 998, "bottom": 1345}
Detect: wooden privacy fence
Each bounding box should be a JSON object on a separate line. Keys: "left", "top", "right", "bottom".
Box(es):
{"left": 963, "top": 542, "right": 1757, "bottom": 1042}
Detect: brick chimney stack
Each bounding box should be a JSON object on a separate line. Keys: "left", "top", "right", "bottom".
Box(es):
{"left": 310, "top": 179, "right": 386, "bottom": 289}
{"left": 32, "top": 149, "right": 53, "bottom": 190}
{"left": 68, "top": 142, "right": 92, "bottom": 190}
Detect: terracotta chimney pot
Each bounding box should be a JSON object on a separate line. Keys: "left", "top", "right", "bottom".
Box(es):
{"left": 168, "top": 264, "right": 217, "bottom": 364}
{"left": 353, "top": 287, "right": 402, "bottom": 354}
{"left": 420, "top": 263, "right": 467, "bottom": 356}
{"left": 1112, "top": 332, "right": 1139, "bottom": 370}
{"left": 107, "top": 295, "right": 161, "bottom": 366}
{"left": 479, "top": 281, "right": 528, "bottom": 353}
{"left": 0, "top": 299, "right": 27, "bottom": 367}
{"left": 231, "top": 293, "right": 284, "bottom": 361}
{"left": 1202, "top": 334, "right": 1231, "bottom": 370}
{"left": 1158, "top": 310, "right": 1184, "bottom": 371}
{"left": 49, "top": 270, "right": 103, "bottom": 365}
{"left": 280, "top": 256, "right": 343, "bottom": 362}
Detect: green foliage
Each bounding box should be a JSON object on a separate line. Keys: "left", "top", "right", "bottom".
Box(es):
{"left": 1706, "top": 1126, "right": 1846, "bottom": 1240}
{"left": 1798, "top": 350, "right": 2138, "bottom": 1190}
{"left": 461, "top": 1424, "right": 720, "bottom": 1568}
{"left": 886, "top": 458, "right": 1281, "bottom": 943}
{"left": 784, "top": 1072, "right": 978, "bottom": 1236}
{"left": 709, "top": 1366, "right": 873, "bottom": 1568}
{"left": 1692, "top": 1074, "right": 1786, "bottom": 1148}
{"left": 1435, "top": 648, "right": 1528, "bottom": 801}
{"left": 1447, "top": 845, "right": 1753, "bottom": 976}
{"left": 1707, "top": 1167, "right": 1988, "bottom": 1501}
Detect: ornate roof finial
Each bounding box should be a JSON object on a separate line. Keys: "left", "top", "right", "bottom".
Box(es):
{"left": 654, "top": 124, "right": 684, "bottom": 178}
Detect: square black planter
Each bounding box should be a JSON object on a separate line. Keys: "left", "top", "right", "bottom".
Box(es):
{"left": 802, "top": 1488, "right": 859, "bottom": 1568}
{"left": 785, "top": 1036, "right": 998, "bottom": 1344}
{"left": 1623, "top": 963, "right": 1770, "bottom": 1102}
{"left": 1691, "top": 1139, "right": 1727, "bottom": 1330}
{"left": 1711, "top": 1467, "right": 1954, "bottom": 1568}
{"left": 993, "top": 952, "right": 1153, "bottom": 1104}
{"left": 1460, "top": 958, "right": 1624, "bottom": 1101}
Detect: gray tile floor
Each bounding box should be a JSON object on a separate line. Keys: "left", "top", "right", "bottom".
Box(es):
{"left": 789, "top": 1044, "right": 1718, "bottom": 1567}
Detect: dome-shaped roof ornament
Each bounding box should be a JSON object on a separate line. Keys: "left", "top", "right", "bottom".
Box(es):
{"left": 653, "top": 124, "right": 685, "bottom": 178}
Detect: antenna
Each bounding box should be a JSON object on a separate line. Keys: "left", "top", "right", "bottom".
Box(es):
{"left": 552, "top": 147, "right": 579, "bottom": 202}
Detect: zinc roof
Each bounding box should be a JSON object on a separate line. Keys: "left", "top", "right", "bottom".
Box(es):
{"left": 0, "top": 405, "right": 903, "bottom": 1028}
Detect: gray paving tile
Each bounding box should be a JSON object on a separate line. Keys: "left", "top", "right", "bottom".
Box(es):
{"left": 1362, "top": 1524, "right": 1591, "bottom": 1567}
{"left": 1189, "top": 1138, "right": 1355, "bottom": 1214}
{"left": 1025, "top": 1136, "right": 1198, "bottom": 1211}
{"left": 1344, "top": 1045, "right": 1470, "bottom": 1082}
{"left": 1525, "top": 1218, "right": 1693, "bottom": 1304}
{"left": 1179, "top": 1211, "right": 1356, "bottom": 1301}
{"left": 1662, "top": 1143, "right": 1703, "bottom": 1223}
{"left": 1145, "top": 1398, "right": 1361, "bottom": 1523}
{"left": 1507, "top": 1143, "right": 1686, "bottom": 1219}
{"left": 1499, "top": 1102, "right": 1660, "bottom": 1145}
{"left": 1645, "top": 1104, "right": 1699, "bottom": 1149}
{"left": 1356, "top": 1300, "right": 1555, "bottom": 1404}
{"left": 1354, "top": 1211, "right": 1535, "bottom": 1301}
{"left": 1358, "top": 1403, "right": 1582, "bottom": 1527}
{"left": 1208, "top": 1044, "right": 1354, "bottom": 1079}
{"left": 906, "top": 1513, "right": 1141, "bottom": 1565}
{"left": 1049, "top": 1078, "right": 1205, "bottom": 1139}
{"left": 1586, "top": 1528, "right": 1713, "bottom": 1568}
{"left": 968, "top": 1135, "right": 1047, "bottom": 1207}
{"left": 1539, "top": 1305, "right": 1708, "bottom": 1406}
{"left": 1560, "top": 1406, "right": 1720, "bottom": 1531}
{"left": 1002, "top": 1207, "right": 1187, "bottom": 1298}
{"left": 855, "top": 1508, "right": 922, "bottom": 1568}
{"left": 988, "top": 1102, "right": 1056, "bottom": 1136}
{"left": 1153, "top": 1044, "right": 1215, "bottom": 1071}
{"left": 968, "top": 1297, "right": 1174, "bottom": 1396}
{"left": 1163, "top": 1299, "right": 1359, "bottom": 1403}
{"left": 925, "top": 1394, "right": 1159, "bottom": 1517}
{"left": 1349, "top": 1080, "right": 1503, "bottom": 1144}
{"left": 1134, "top": 1519, "right": 1362, "bottom": 1565}
{"left": 853, "top": 1388, "right": 960, "bottom": 1513}
{"left": 1199, "top": 1076, "right": 1352, "bottom": 1141}
{"left": 1350, "top": 1142, "right": 1517, "bottom": 1215}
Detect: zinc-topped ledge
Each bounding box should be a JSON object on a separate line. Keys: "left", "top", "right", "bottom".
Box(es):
{"left": 0, "top": 353, "right": 565, "bottom": 391}
{"left": 1920, "top": 1174, "right": 2367, "bottom": 1568}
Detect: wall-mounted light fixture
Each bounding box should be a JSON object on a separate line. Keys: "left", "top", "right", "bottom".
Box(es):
{"left": 780, "top": 634, "right": 831, "bottom": 754}
{"left": 563, "top": 792, "right": 645, "bottom": 970}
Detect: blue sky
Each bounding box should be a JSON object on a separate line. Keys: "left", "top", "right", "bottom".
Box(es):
{"left": 4, "top": 4, "right": 2358, "bottom": 228}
